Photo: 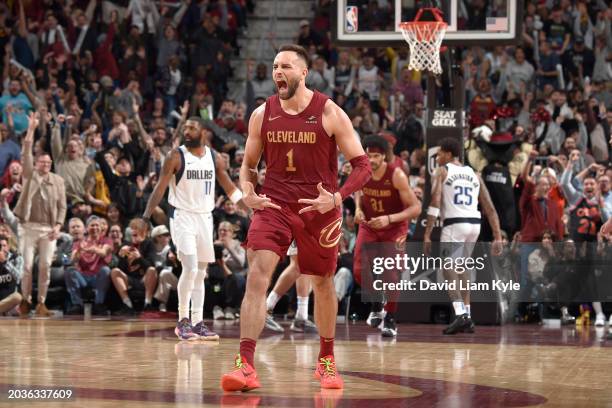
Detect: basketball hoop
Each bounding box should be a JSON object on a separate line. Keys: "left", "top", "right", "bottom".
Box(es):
{"left": 399, "top": 8, "right": 448, "bottom": 75}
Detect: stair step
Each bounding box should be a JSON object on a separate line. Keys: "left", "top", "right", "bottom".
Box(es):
{"left": 244, "top": 19, "right": 303, "bottom": 36}
{"left": 237, "top": 36, "right": 295, "bottom": 49}
{"left": 252, "top": 0, "right": 313, "bottom": 18}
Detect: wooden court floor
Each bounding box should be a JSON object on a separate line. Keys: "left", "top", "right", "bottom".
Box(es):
{"left": 1, "top": 317, "right": 611, "bottom": 407}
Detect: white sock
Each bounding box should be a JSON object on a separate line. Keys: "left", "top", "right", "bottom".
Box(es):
{"left": 122, "top": 297, "right": 133, "bottom": 308}
{"left": 466, "top": 304, "right": 471, "bottom": 317}
{"left": 177, "top": 252, "right": 198, "bottom": 321}
{"left": 593, "top": 302, "right": 603, "bottom": 316}
{"left": 266, "top": 291, "right": 280, "bottom": 312}
{"left": 296, "top": 296, "right": 309, "bottom": 320}
{"left": 144, "top": 297, "right": 152, "bottom": 305}
{"left": 191, "top": 267, "right": 206, "bottom": 324}
{"left": 452, "top": 301, "right": 466, "bottom": 316}
{"left": 561, "top": 306, "right": 569, "bottom": 316}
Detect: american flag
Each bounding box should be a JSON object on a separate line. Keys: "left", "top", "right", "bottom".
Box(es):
{"left": 486, "top": 17, "right": 508, "bottom": 32}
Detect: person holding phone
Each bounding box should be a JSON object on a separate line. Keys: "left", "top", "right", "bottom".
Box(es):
{"left": 210, "top": 221, "right": 246, "bottom": 321}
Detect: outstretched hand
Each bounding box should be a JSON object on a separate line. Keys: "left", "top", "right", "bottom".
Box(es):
{"left": 602, "top": 219, "right": 612, "bottom": 236}
{"left": 298, "top": 183, "right": 337, "bottom": 214}
{"left": 241, "top": 182, "right": 281, "bottom": 210}
{"left": 491, "top": 238, "right": 503, "bottom": 256}
{"left": 24, "top": 111, "right": 39, "bottom": 146}
{"left": 180, "top": 100, "right": 190, "bottom": 119}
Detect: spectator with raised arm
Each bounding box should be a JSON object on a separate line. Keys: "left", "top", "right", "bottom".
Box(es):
{"left": 14, "top": 113, "right": 67, "bottom": 317}
{"left": 518, "top": 151, "right": 564, "bottom": 293}
{"left": 50, "top": 116, "right": 95, "bottom": 207}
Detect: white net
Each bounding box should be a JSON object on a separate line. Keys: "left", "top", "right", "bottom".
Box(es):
{"left": 400, "top": 21, "right": 447, "bottom": 75}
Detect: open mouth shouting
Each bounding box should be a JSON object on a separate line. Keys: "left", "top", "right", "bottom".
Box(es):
{"left": 276, "top": 79, "right": 288, "bottom": 93}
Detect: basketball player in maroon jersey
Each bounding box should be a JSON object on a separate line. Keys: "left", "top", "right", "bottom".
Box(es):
{"left": 221, "top": 45, "right": 372, "bottom": 392}
{"left": 353, "top": 136, "right": 421, "bottom": 337}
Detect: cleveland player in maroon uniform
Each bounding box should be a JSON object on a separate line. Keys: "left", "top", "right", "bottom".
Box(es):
{"left": 221, "top": 45, "right": 371, "bottom": 392}
{"left": 354, "top": 136, "right": 421, "bottom": 337}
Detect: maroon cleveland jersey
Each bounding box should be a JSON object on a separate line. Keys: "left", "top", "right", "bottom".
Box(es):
{"left": 260, "top": 91, "right": 338, "bottom": 204}
{"left": 361, "top": 163, "right": 406, "bottom": 230}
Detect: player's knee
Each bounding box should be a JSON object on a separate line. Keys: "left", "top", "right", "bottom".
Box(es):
{"left": 245, "top": 272, "right": 269, "bottom": 294}
{"left": 310, "top": 275, "right": 334, "bottom": 291}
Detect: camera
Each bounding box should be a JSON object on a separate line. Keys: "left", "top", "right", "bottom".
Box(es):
{"left": 214, "top": 243, "right": 224, "bottom": 260}
{"left": 534, "top": 156, "right": 549, "bottom": 166}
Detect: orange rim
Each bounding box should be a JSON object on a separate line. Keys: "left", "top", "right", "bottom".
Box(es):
{"left": 399, "top": 21, "right": 447, "bottom": 43}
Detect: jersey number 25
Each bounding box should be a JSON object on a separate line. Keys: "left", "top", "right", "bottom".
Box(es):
{"left": 453, "top": 186, "right": 473, "bottom": 206}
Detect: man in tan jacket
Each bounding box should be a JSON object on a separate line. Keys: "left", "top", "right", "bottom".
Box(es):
{"left": 15, "top": 113, "right": 67, "bottom": 317}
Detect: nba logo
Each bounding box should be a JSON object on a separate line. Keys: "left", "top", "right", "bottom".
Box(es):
{"left": 346, "top": 6, "right": 358, "bottom": 33}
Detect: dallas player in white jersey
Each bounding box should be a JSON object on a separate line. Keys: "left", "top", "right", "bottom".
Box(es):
{"left": 424, "top": 137, "right": 502, "bottom": 335}
{"left": 144, "top": 116, "right": 244, "bottom": 341}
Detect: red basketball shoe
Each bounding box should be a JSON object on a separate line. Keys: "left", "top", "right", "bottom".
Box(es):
{"left": 221, "top": 355, "right": 260, "bottom": 392}
{"left": 313, "top": 356, "right": 344, "bottom": 389}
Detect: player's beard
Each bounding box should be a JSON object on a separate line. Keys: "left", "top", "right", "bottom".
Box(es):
{"left": 278, "top": 77, "right": 299, "bottom": 100}
{"left": 184, "top": 137, "right": 201, "bottom": 148}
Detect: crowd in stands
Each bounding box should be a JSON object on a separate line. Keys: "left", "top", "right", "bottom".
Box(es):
{"left": 0, "top": 0, "right": 610, "bottom": 324}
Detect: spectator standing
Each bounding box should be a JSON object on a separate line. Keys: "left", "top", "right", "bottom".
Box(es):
{"left": 391, "top": 67, "right": 423, "bottom": 109}
{"left": 598, "top": 174, "right": 612, "bottom": 221}
{"left": 50, "top": 119, "right": 95, "bottom": 207}
{"left": 306, "top": 55, "right": 334, "bottom": 96}
{"left": 505, "top": 47, "right": 535, "bottom": 95}
{"left": 357, "top": 51, "right": 383, "bottom": 109}
{"left": 561, "top": 36, "right": 595, "bottom": 84}
{"left": 246, "top": 62, "right": 276, "bottom": 115}
{"left": 537, "top": 40, "right": 560, "bottom": 90}
{"left": 0, "top": 78, "right": 34, "bottom": 136}
{"left": 0, "top": 123, "right": 20, "bottom": 180}
{"left": 541, "top": 7, "right": 572, "bottom": 55}
{"left": 156, "top": 55, "right": 183, "bottom": 121}
{"left": 15, "top": 113, "right": 67, "bottom": 317}
{"left": 518, "top": 153, "right": 564, "bottom": 291}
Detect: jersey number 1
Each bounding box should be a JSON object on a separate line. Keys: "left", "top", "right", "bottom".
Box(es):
{"left": 286, "top": 149, "right": 297, "bottom": 172}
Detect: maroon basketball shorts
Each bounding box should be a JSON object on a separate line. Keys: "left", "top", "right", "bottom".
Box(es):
{"left": 353, "top": 224, "right": 408, "bottom": 286}
{"left": 245, "top": 202, "right": 342, "bottom": 277}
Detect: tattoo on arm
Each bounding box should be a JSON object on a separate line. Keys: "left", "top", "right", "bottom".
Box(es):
{"left": 425, "top": 168, "right": 445, "bottom": 238}
{"left": 478, "top": 176, "right": 501, "bottom": 239}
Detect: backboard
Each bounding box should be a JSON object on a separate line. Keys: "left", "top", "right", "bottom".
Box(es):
{"left": 333, "top": 0, "right": 522, "bottom": 47}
